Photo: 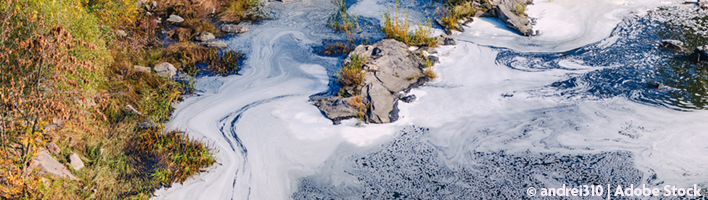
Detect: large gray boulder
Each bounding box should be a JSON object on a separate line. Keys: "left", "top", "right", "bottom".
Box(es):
{"left": 494, "top": 2, "right": 534, "bottom": 36}
{"left": 154, "top": 62, "right": 177, "bottom": 78}
{"left": 31, "top": 148, "right": 76, "bottom": 180}
{"left": 361, "top": 78, "right": 399, "bottom": 123}
{"left": 316, "top": 39, "right": 429, "bottom": 124}
{"left": 689, "top": 45, "right": 708, "bottom": 63}
{"left": 220, "top": 24, "right": 249, "bottom": 34}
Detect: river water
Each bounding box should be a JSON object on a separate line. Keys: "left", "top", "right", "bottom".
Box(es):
{"left": 154, "top": 0, "right": 708, "bottom": 199}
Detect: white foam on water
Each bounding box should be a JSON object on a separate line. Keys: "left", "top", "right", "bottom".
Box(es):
{"left": 462, "top": 0, "right": 678, "bottom": 52}
{"left": 154, "top": 0, "right": 708, "bottom": 199}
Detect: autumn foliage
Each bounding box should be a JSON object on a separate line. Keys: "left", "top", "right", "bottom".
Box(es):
{"left": 0, "top": 0, "right": 225, "bottom": 198}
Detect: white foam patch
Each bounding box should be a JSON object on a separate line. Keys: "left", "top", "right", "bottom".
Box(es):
{"left": 461, "top": 0, "right": 683, "bottom": 52}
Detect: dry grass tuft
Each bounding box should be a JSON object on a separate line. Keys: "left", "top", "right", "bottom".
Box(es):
{"left": 381, "top": 5, "right": 437, "bottom": 47}
{"left": 338, "top": 54, "right": 368, "bottom": 90}
{"left": 424, "top": 68, "right": 438, "bottom": 80}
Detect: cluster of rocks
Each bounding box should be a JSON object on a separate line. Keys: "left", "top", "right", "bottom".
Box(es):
{"left": 655, "top": 40, "right": 708, "bottom": 89}
{"left": 436, "top": 0, "right": 536, "bottom": 36}
{"left": 660, "top": 39, "right": 708, "bottom": 63}
{"left": 191, "top": 25, "right": 250, "bottom": 49}
{"left": 30, "top": 143, "right": 86, "bottom": 180}
{"left": 315, "top": 38, "right": 454, "bottom": 124}
{"left": 132, "top": 62, "right": 178, "bottom": 79}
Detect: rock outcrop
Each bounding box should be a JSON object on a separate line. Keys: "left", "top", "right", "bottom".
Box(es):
{"left": 316, "top": 39, "right": 434, "bottom": 124}
{"left": 31, "top": 148, "right": 76, "bottom": 180}
{"left": 494, "top": 0, "right": 534, "bottom": 36}
{"left": 437, "top": 0, "right": 535, "bottom": 36}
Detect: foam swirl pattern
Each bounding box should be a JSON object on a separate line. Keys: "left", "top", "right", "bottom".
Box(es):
{"left": 155, "top": 0, "right": 708, "bottom": 199}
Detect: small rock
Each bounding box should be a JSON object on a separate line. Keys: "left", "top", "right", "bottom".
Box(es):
{"left": 202, "top": 40, "right": 228, "bottom": 49}
{"left": 133, "top": 65, "right": 150, "bottom": 73}
{"left": 660, "top": 40, "right": 689, "bottom": 53}
{"left": 154, "top": 62, "right": 177, "bottom": 78}
{"left": 428, "top": 54, "right": 440, "bottom": 63}
{"left": 31, "top": 148, "right": 76, "bottom": 180}
{"left": 435, "top": 34, "right": 456, "bottom": 46}
{"left": 220, "top": 24, "right": 249, "bottom": 34}
{"left": 700, "top": 0, "right": 707, "bottom": 8}
{"left": 166, "top": 15, "right": 184, "bottom": 23}
{"left": 400, "top": 94, "right": 417, "bottom": 103}
{"left": 195, "top": 32, "right": 216, "bottom": 42}
{"left": 68, "top": 153, "right": 84, "bottom": 170}
{"left": 648, "top": 81, "right": 664, "bottom": 89}
{"left": 689, "top": 45, "right": 708, "bottom": 63}
{"left": 46, "top": 143, "right": 60, "bottom": 154}
{"left": 124, "top": 104, "right": 143, "bottom": 115}
{"left": 315, "top": 97, "right": 359, "bottom": 122}
{"left": 116, "top": 30, "right": 127, "bottom": 37}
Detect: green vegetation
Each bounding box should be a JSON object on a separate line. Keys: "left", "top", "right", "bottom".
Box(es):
{"left": 438, "top": 0, "right": 492, "bottom": 33}
{"left": 323, "top": 0, "right": 369, "bottom": 55}
{"left": 338, "top": 54, "right": 368, "bottom": 92}
{"left": 0, "top": 0, "right": 263, "bottom": 198}
{"left": 382, "top": 4, "right": 437, "bottom": 47}
{"left": 512, "top": 3, "right": 527, "bottom": 16}
{"left": 328, "top": 0, "right": 358, "bottom": 34}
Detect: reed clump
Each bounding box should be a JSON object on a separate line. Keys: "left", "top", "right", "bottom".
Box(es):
{"left": 381, "top": 4, "right": 437, "bottom": 47}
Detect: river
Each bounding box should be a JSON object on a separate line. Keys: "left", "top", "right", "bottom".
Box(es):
{"left": 154, "top": 0, "right": 708, "bottom": 199}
